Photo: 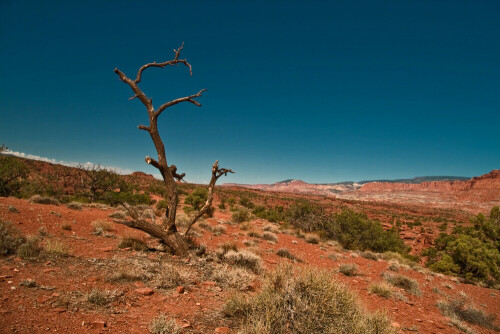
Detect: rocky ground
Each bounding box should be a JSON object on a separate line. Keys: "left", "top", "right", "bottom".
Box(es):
{"left": 1, "top": 196, "right": 499, "bottom": 334}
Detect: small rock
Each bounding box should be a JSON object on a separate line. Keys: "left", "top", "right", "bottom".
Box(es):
{"left": 176, "top": 286, "right": 185, "bottom": 294}
{"left": 37, "top": 296, "right": 52, "bottom": 304}
{"left": 391, "top": 322, "right": 401, "bottom": 328}
{"left": 291, "top": 240, "right": 298, "bottom": 244}
{"left": 215, "top": 327, "right": 231, "bottom": 333}
{"left": 196, "top": 302, "right": 201, "bottom": 306}
{"left": 43, "top": 268, "right": 58, "bottom": 274}
{"left": 91, "top": 321, "right": 107, "bottom": 329}
{"left": 135, "top": 287, "right": 154, "bottom": 296}
{"left": 202, "top": 281, "right": 217, "bottom": 286}
{"left": 101, "top": 247, "right": 113, "bottom": 252}
{"left": 53, "top": 308, "right": 66, "bottom": 313}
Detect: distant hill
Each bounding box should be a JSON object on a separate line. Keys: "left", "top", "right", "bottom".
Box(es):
{"left": 276, "top": 176, "right": 470, "bottom": 186}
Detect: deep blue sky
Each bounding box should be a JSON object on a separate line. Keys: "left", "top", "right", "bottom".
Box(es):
{"left": 1, "top": 1, "right": 499, "bottom": 184}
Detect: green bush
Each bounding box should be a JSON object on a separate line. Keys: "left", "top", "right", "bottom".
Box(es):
{"left": 232, "top": 208, "right": 249, "bottom": 223}
{"left": 253, "top": 205, "right": 284, "bottom": 222}
{"left": 100, "top": 191, "right": 151, "bottom": 206}
{"left": 184, "top": 187, "right": 208, "bottom": 210}
{"left": 0, "top": 155, "right": 27, "bottom": 197}
{"left": 424, "top": 207, "right": 500, "bottom": 283}
{"left": 224, "top": 264, "right": 395, "bottom": 334}
{"left": 324, "top": 209, "right": 408, "bottom": 254}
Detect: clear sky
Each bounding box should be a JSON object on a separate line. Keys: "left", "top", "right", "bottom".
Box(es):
{"left": 1, "top": 1, "right": 499, "bottom": 184}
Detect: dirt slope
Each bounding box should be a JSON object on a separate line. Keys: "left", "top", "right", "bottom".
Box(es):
{"left": 1, "top": 197, "right": 499, "bottom": 334}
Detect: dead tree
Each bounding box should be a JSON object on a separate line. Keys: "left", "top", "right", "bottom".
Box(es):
{"left": 113, "top": 44, "right": 233, "bottom": 255}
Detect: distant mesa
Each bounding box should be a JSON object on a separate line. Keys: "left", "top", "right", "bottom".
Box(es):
{"left": 223, "top": 170, "right": 500, "bottom": 212}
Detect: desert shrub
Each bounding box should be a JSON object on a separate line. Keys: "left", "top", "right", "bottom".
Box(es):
{"left": 276, "top": 248, "right": 301, "bottom": 262}
{"left": 239, "top": 222, "right": 251, "bottom": 230}
{"left": 382, "top": 272, "right": 421, "bottom": 296}
{"left": 285, "top": 200, "right": 328, "bottom": 232}
{"left": 247, "top": 230, "right": 262, "bottom": 238}
{"left": 368, "top": 283, "right": 392, "bottom": 299}
{"left": 239, "top": 196, "right": 254, "bottom": 209}
{"left": 109, "top": 211, "right": 127, "bottom": 219}
{"left": 17, "top": 236, "right": 43, "bottom": 260}
{"left": 232, "top": 208, "right": 249, "bottom": 223}
{"left": 305, "top": 234, "right": 320, "bottom": 244}
{"left": 0, "top": 155, "right": 27, "bottom": 197}
{"left": 66, "top": 202, "right": 82, "bottom": 210}
{"left": 212, "top": 225, "right": 226, "bottom": 236}
{"left": 100, "top": 191, "right": 151, "bottom": 206}
{"left": 224, "top": 264, "right": 395, "bottom": 334}
{"left": 223, "top": 250, "right": 262, "bottom": 273}
{"left": 208, "top": 264, "right": 255, "bottom": 290}
{"left": 119, "top": 236, "right": 148, "bottom": 251}
{"left": 156, "top": 199, "right": 168, "bottom": 210}
{"left": 86, "top": 288, "right": 111, "bottom": 306}
{"left": 91, "top": 220, "right": 114, "bottom": 235}
{"left": 153, "top": 264, "right": 185, "bottom": 289}
{"left": 184, "top": 187, "right": 208, "bottom": 210}
{"left": 29, "top": 195, "right": 60, "bottom": 205}
{"left": 338, "top": 263, "right": 358, "bottom": 276}
{"left": 76, "top": 165, "right": 120, "bottom": 203}
{"left": 0, "top": 220, "right": 26, "bottom": 255}
{"left": 324, "top": 209, "right": 408, "bottom": 254}
{"left": 252, "top": 205, "right": 285, "bottom": 223}
{"left": 423, "top": 207, "right": 500, "bottom": 283}
{"left": 361, "top": 251, "right": 380, "bottom": 261}
{"left": 8, "top": 205, "right": 19, "bottom": 213}
{"left": 262, "top": 231, "right": 278, "bottom": 242}
{"left": 216, "top": 242, "right": 238, "bottom": 259}
{"left": 44, "top": 240, "right": 70, "bottom": 257}
{"left": 437, "top": 296, "right": 499, "bottom": 331}
{"left": 149, "top": 314, "right": 181, "bottom": 334}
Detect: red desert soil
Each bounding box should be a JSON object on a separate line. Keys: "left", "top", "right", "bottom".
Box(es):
{"left": 1, "top": 196, "right": 499, "bottom": 334}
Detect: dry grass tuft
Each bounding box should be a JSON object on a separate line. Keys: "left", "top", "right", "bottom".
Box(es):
{"left": 0, "top": 220, "right": 26, "bottom": 255}
{"left": 91, "top": 220, "right": 114, "bottom": 235}
{"left": 66, "top": 202, "right": 83, "bottom": 210}
{"left": 212, "top": 224, "right": 227, "bottom": 236}
{"left": 118, "top": 235, "right": 148, "bottom": 251}
{"left": 29, "top": 195, "right": 60, "bottom": 205}
{"left": 224, "top": 264, "right": 395, "bottom": 334}
{"left": 276, "top": 248, "right": 301, "bottom": 262}
{"left": 338, "top": 263, "right": 359, "bottom": 276}
{"left": 361, "top": 251, "right": 379, "bottom": 261}
{"left": 44, "top": 240, "right": 70, "bottom": 257}
{"left": 305, "top": 234, "right": 320, "bottom": 244}
{"left": 149, "top": 314, "right": 181, "bottom": 334}
{"left": 262, "top": 231, "right": 278, "bottom": 243}
{"left": 17, "top": 236, "right": 43, "bottom": 260}
{"left": 368, "top": 282, "right": 392, "bottom": 299}
{"left": 382, "top": 272, "right": 421, "bottom": 296}
{"left": 223, "top": 249, "right": 262, "bottom": 274}
{"left": 437, "top": 296, "right": 499, "bottom": 331}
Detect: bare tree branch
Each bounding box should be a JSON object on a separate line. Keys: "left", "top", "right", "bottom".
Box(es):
{"left": 184, "top": 161, "right": 234, "bottom": 236}
{"left": 155, "top": 89, "right": 207, "bottom": 119}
